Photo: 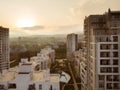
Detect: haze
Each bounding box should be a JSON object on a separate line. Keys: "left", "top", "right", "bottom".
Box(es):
{"left": 0, "top": 0, "right": 120, "bottom": 37}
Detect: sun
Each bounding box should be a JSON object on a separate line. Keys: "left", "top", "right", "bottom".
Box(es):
{"left": 16, "top": 17, "right": 35, "bottom": 27}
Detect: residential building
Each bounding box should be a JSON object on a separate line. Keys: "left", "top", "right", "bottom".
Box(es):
{"left": 30, "top": 46, "right": 55, "bottom": 70}
{"left": 0, "top": 26, "right": 9, "bottom": 72}
{"left": 67, "top": 33, "right": 78, "bottom": 61}
{"left": 0, "top": 58, "right": 60, "bottom": 90}
{"left": 84, "top": 9, "right": 120, "bottom": 90}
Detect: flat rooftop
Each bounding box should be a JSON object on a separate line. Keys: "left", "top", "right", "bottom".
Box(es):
{"left": 32, "top": 72, "right": 45, "bottom": 81}
{"left": 0, "top": 68, "right": 59, "bottom": 83}
{"left": 50, "top": 74, "right": 60, "bottom": 82}
{"left": 0, "top": 70, "right": 17, "bottom": 82}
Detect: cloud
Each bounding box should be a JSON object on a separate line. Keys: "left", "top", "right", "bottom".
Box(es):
{"left": 10, "top": 24, "right": 83, "bottom": 37}
{"left": 21, "top": 26, "right": 44, "bottom": 30}
{"left": 21, "top": 24, "right": 81, "bottom": 31}
{"left": 68, "top": 0, "right": 120, "bottom": 26}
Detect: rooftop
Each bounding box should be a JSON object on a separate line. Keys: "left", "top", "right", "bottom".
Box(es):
{"left": 50, "top": 74, "right": 60, "bottom": 82}
{"left": 0, "top": 68, "right": 17, "bottom": 82}
{"left": 32, "top": 72, "right": 45, "bottom": 81}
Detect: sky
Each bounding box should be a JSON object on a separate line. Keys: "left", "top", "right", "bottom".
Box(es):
{"left": 0, "top": 0, "right": 120, "bottom": 37}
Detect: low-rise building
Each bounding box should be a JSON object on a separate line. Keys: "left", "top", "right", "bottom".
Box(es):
{"left": 0, "top": 59, "right": 60, "bottom": 90}
{"left": 30, "top": 47, "right": 55, "bottom": 71}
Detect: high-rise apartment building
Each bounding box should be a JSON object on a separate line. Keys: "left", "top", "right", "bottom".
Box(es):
{"left": 67, "top": 33, "right": 78, "bottom": 61}
{"left": 0, "top": 27, "right": 9, "bottom": 72}
{"left": 83, "top": 9, "right": 120, "bottom": 90}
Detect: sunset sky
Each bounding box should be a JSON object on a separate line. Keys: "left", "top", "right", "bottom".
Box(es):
{"left": 0, "top": 0, "right": 120, "bottom": 37}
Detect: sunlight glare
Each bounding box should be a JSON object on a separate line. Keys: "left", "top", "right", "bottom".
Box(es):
{"left": 16, "top": 18, "right": 35, "bottom": 27}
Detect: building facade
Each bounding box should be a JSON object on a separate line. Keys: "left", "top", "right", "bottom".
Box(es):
{"left": 0, "top": 59, "right": 60, "bottom": 90}
{"left": 67, "top": 33, "right": 78, "bottom": 61}
{"left": 79, "top": 49, "right": 87, "bottom": 90}
{"left": 0, "top": 27, "right": 9, "bottom": 72}
{"left": 84, "top": 9, "right": 120, "bottom": 90}
{"left": 30, "top": 46, "right": 55, "bottom": 70}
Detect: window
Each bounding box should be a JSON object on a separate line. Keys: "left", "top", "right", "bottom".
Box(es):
{"left": 113, "top": 75, "right": 119, "bottom": 81}
{"left": 50, "top": 85, "right": 53, "bottom": 90}
{"left": 99, "top": 82, "right": 104, "bottom": 88}
{"left": 8, "top": 83, "right": 16, "bottom": 89}
{"left": 100, "top": 67, "right": 112, "bottom": 73}
{"left": 113, "top": 44, "right": 118, "bottom": 49}
{"left": 100, "top": 59, "right": 110, "bottom": 65}
{"left": 107, "top": 83, "right": 112, "bottom": 89}
{"left": 113, "top": 67, "right": 119, "bottom": 73}
{"left": 0, "top": 85, "right": 5, "bottom": 89}
{"left": 113, "top": 36, "right": 118, "bottom": 42}
{"left": 39, "top": 85, "right": 42, "bottom": 90}
{"left": 99, "top": 75, "right": 104, "bottom": 80}
{"left": 100, "top": 52, "right": 110, "bottom": 57}
{"left": 106, "top": 75, "right": 112, "bottom": 81}
{"left": 113, "top": 59, "right": 118, "bottom": 65}
{"left": 100, "top": 44, "right": 111, "bottom": 49}
{"left": 28, "top": 84, "right": 35, "bottom": 90}
{"left": 113, "top": 52, "right": 118, "bottom": 57}
{"left": 113, "top": 83, "right": 120, "bottom": 89}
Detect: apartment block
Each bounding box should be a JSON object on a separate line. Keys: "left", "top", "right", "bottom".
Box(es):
{"left": 0, "top": 59, "right": 60, "bottom": 90}
{"left": 0, "top": 27, "right": 9, "bottom": 72}
{"left": 67, "top": 33, "right": 78, "bottom": 61}
{"left": 84, "top": 9, "right": 120, "bottom": 90}
{"left": 30, "top": 46, "right": 55, "bottom": 70}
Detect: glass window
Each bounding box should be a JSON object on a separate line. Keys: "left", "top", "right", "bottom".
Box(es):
{"left": 113, "top": 44, "right": 118, "bottom": 49}
{"left": 113, "top": 83, "right": 120, "bottom": 89}
{"left": 99, "top": 75, "right": 104, "bottom": 80}
{"left": 113, "top": 75, "right": 119, "bottom": 81}
{"left": 100, "top": 52, "right": 110, "bottom": 57}
{"left": 100, "top": 59, "right": 110, "bottom": 65}
{"left": 107, "top": 83, "right": 112, "bottom": 89}
{"left": 0, "top": 85, "right": 5, "bottom": 89}
{"left": 113, "top": 52, "right": 118, "bottom": 57}
{"left": 113, "top": 67, "right": 119, "bottom": 73}
{"left": 106, "top": 75, "right": 112, "bottom": 81}
{"left": 100, "top": 67, "right": 112, "bottom": 73}
{"left": 113, "top": 59, "right": 118, "bottom": 65}
{"left": 113, "top": 36, "right": 118, "bottom": 42}
{"left": 39, "top": 85, "right": 42, "bottom": 90}
{"left": 100, "top": 44, "right": 111, "bottom": 49}
{"left": 99, "top": 82, "right": 104, "bottom": 88}
{"left": 8, "top": 83, "right": 16, "bottom": 89}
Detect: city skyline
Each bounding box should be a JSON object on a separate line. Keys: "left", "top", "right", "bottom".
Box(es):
{"left": 0, "top": 0, "right": 120, "bottom": 37}
{"left": 0, "top": 8, "right": 120, "bottom": 90}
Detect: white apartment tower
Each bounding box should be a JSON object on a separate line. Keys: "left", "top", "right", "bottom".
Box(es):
{"left": 67, "top": 33, "right": 78, "bottom": 61}
{"left": 0, "top": 27, "right": 9, "bottom": 72}
{"left": 84, "top": 9, "right": 120, "bottom": 90}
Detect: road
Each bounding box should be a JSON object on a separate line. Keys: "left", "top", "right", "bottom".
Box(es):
{"left": 68, "top": 63, "right": 79, "bottom": 90}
